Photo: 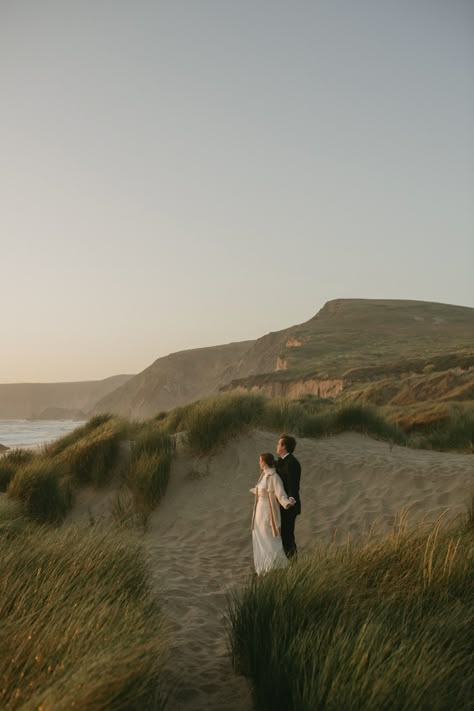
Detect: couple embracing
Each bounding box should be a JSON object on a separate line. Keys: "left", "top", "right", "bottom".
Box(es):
{"left": 250, "top": 434, "right": 301, "bottom": 575}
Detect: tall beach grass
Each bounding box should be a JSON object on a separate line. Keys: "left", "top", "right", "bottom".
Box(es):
{"left": 0, "top": 499, "right": 168, "bottom": 710}
{"left": 228, "top": 512, "right": 474, "bottom": 711}
{"left": 120, "top": 421, "right": 176, "bottom": 528}
{"left": 0, "top": 448, "right": 35, "bottom": 492}
{"left": 160, "top": 393, "right": 407, "bottom": 455}
{"left": 7, "top": 459, "right": 73, "bottom": 524}
{"left": 6, "top": 415, "right": 130, "bottom": 523}
{"left": 158, "top": 392, "right": 472, "bottom": 455}
{"left": 4, "top": 393, "right": 471, "bottom": 525}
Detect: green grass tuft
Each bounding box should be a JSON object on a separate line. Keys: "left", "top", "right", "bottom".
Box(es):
{"left": 44, "top": 413, "right": 114, "bottom": 457}
{"left": 124, "top": 422, "right": 176, "bottom": 527}
{"left": 54, "top": 416, "right": 129, "bottom": 487}
{"left": 181, "top": 394, "right": 266, "bottom": 455}
{"left": 0, "top": 495, "right": 28, "bottom": 537}
{"left": 418, "top": 409, "right": 474, "bottom": 452}
{"left": 162, "top": 395, "right": 410, "bottom": 453}
{"left": 132, "top": 421, "right": 176, "bottom": 459}
{"left": 467, "top": 492, "right": 474, "bottom": 531}
{"left": 332, "top": 404, "right": 406, "bottom": 443}
{"left": 0, "top": 448, "right": 35, "bottom": 491}
{"left": 7, "top": 459, "right": 72, "bottom": 524}
{"left": 126, "top": 451, "right": 173, "bottom": 528}
{"left": 6, "top": 416, "right": 130, "bottom": 523}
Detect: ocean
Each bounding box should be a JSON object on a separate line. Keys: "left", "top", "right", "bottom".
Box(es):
{"left": 0, "top": 420, "right": 85, "bottom": 450}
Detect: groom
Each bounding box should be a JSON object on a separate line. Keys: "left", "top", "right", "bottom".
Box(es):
{"left": 276, "top": 433, "right": 301, "bottom": 559}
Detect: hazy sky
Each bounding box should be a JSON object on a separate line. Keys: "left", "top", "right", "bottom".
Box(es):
{"left": 1, "top": 1, "right": 473, "bottom": 383}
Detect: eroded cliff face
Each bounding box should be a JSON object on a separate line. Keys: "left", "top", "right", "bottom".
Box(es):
{"left": 286, "top": 337, "right": 303, "bottom": 347}
{"left": 227, "top": 377, "right": 344, "bottom": 399}
{"left": 275, "top": 357, "right": 288, "bottom": 371}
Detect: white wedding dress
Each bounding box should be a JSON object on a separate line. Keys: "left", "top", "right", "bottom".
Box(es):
{"left": 250, "top": 467, "right": 293, "bottom": 575}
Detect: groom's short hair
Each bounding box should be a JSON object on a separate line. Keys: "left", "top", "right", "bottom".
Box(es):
{"left": 279, "top": 433, "right": 296, "bottom": 453}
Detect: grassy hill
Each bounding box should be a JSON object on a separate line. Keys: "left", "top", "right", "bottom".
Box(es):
{"left": 227, "top": 299, "right": 474, "bottom": 384}
{"left": 91, "top": 299, "right": 473, "bottom": 420}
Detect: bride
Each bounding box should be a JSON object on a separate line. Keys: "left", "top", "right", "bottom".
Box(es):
{"left": 250, "top": 452, "right": 296, "bottom": 575}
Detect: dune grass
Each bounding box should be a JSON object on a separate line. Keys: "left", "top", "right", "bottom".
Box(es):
{"left": 0, "top": 448, "right": 35, "bottom": 491}
{"left": 416, "top": 408, "right": 474, "bottom": 452}
{"left": 158, "top": 392, "right": 473, "bottom": 455}
{"left": 7, "top": 459, "right": 73, "bottom": 524}
{"left": 181, "top": 394, "right": 266, "bottom": 453}
{"left": 5, "top": 392, "right": 470, "bottom": 525}
{"left": 131, "top": 421, "right": 176, "bottom": 460}
{"left": 44, "top": 413, "right": 115, "bottom": 457}
{"left": 52, "top": 415, "right": 129, "bottom": 487}
{"left": 5, "top": 415, "right": 177, "bottom": 526}
{"left": 159, "top": 393, "right": 407, "bottom": 455}
{"left": 228, "top": 512, "right": 474, "bottom": 711}
{"left": 0, "top": 495, "right": 28, "bottom": 538}
{"left": 6, "top": 415, "right": 129, "bottom": 523}
{"left": 118, "top": 421, "right": 176, "bottom": 528}
{"left": 0, "top": 503, "right": 168, "bottom": 710}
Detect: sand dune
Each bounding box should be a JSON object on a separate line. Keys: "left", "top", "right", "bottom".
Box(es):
{"left": 72, "top": 431, "right": 473, "bottom": 710}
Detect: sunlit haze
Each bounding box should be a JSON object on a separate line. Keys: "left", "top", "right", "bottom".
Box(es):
{"left": 1, "top": 1, "right": 472, "bottom": 382}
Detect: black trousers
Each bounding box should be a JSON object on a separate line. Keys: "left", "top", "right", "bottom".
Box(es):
{"left": 280, "top": 508, "right": 298, "bottom": 559}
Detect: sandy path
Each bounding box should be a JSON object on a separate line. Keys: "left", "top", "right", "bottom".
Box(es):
{"left": 145, "top": 436, "right": 255, "bottom": 711}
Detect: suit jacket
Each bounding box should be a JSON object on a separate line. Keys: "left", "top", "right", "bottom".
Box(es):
{"left": 276, "top": 453, "right": 301, "bottom": 515}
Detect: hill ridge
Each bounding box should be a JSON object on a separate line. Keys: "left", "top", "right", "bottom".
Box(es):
{"left": 94, "top": 298, "right": 473, "bottom": 418}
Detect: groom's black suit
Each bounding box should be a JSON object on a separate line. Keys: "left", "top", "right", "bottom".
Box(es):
{"left": 276, "top": 453, "right": 301, "bottom": 558}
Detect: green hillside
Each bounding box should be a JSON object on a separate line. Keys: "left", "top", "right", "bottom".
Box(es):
{"left": 91, "top": 299, "right": 473, "bottom": 419}
{"left": 229, "top": 299, "right": 474, "bottom": 384}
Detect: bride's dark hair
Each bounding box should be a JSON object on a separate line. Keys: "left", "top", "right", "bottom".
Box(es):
{"left": 260, "top": 452, "right": 275, "bottom": 468}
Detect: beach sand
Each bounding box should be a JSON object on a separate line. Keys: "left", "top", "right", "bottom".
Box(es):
{"left": 71, "top": 430, "right": 473, "bottom": 710}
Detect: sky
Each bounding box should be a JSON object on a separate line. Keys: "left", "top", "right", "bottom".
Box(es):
{"left": 1, "top": 0, "right": 473, "bottom": 383}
